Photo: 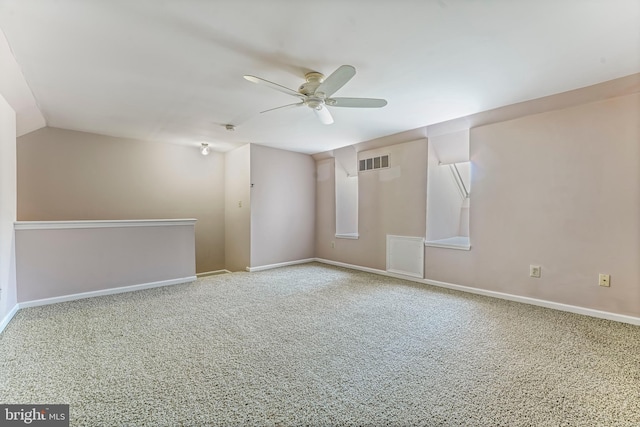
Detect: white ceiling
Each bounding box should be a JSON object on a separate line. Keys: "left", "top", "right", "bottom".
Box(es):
{"left": 0, "top": 0, "right": 639, "bottom": 154}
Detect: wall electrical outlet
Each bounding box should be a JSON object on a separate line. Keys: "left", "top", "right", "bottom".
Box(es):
{"left": 599, "top": 274, "right": 610, "bottom": 287}
{"left": 331, "top": 241, "right": 335, "bottom": 249}
{"left": 530, "top": 265, "right": 541, "bottom": 278}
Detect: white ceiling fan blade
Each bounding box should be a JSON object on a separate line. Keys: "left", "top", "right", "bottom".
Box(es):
{"left": 243, "top": 75, "right": 303, "bottom": 98}
{"left": 260, "top": 102, "right": 304, "bottom": 114}
{"left": 315, "top": 65, "right": 356, "bottom": 98}
{"left": 328, "top": 97, "right": 388, "bottom": 108}
{"left": 313, "top": 105, "right": 334, "bottom": 125}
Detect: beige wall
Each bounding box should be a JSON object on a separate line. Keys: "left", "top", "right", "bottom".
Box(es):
{"left": 224, "top": 144, "right": 251, "bottom": 272}
{"left": 316, "top": 92, "right": 639, "bottom": 318}
{"left": 0, "top": 93, "right": 17, "bottom": 325}
{"left": 316, "top": 138, "right": 428, "bottom": 269}
{"left": 250, "top": 144, "right": 315, "bottom": 268}
{"left": 15, "top": 221, "right": 196, "bottom": 302}
{"left": 17, "top": 127, "right": 225, "bottom": 274}
{"left": 426, "top": 93, "right": 640, "bottom": 317}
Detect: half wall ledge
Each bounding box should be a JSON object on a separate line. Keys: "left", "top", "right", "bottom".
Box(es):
{"left": 14, "top": 219, "right": 197, "bottom": 303}
{"left": 14, "top": 218, "right": 197, "bottom": 230}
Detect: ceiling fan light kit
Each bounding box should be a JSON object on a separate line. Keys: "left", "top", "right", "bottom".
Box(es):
{"left": 243, "top": 65, "right": 387, "bottom": 125}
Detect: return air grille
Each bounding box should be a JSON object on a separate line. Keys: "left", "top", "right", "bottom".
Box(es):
{"left": 359, "top": 155, "right": 389, "bottom": 172}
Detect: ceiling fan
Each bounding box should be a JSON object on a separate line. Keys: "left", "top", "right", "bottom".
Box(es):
{"left": 243, "top": 65, "right": 387, "bottom": 125}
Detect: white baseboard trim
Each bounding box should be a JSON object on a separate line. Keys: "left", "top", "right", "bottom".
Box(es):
{"left": 0, "top": 303, "right": 20, "bottom": 334}
{"left": 247, "top": 258, "right": 317, "bottom": 273}
{"left": 18, "top": 276, "right": 197, "bottom": 309}
{"left": 196, "top": 269, "right": 231, "bottom": 278}
{"left": 314, "top": 258, "right": 640, "bottom": 326}
{"left": 422, "top": 278, "right": 640, "bottom": 326}
{"left": 314, "top": 258, "right": 384, "bottom": 275}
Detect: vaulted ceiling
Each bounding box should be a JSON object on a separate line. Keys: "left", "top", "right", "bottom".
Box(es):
{"left": 1, "top": 0, "right": 639, "bottom": 154}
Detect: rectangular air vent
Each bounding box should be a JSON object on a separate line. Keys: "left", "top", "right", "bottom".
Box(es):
{"left": 359, "top": 155, "right": 389, "bottom": 172}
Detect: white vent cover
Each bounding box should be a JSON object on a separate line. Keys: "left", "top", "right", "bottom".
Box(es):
{"left": 386, "top": 235, "right": 424, "bottom": 278}
{"left": 359, "top": 155, "right": 389, "bottom": 172}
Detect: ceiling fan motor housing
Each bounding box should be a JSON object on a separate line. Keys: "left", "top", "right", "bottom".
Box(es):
{"left": 298, "top": 72, "right": 325, "bottom": 96}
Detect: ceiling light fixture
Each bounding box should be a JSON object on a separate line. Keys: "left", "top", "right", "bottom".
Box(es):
{"left": 225, "top": 124, "right": 236, "bottom": 131}
{"left": 200, "top": 143, "right": 210, "bottom": 156}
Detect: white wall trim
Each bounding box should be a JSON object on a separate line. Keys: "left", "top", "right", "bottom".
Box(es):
{"left": 313, "top": 258, "right": 384, "bottom": 275}
{"left": 335, "top": 233, "right": 359, "bottom": 240}
{"left": 196, "top": 269, "right": 231, "bottom": 278}
{"left": 0, "top": 303, "right": 19, "bottom": 334}
{"left": 246, "top": 258, "right": 317, "bottom": 272}
{"left": 18, "top": 276, "right": 197, "bottom": 309}
{"left": 425, "top": 236, "right": 471, "bottom": 250}
{"left": 421, "top": 278, "right": 640, "bottom": 326}
{"left": 314, "top": 258, "right": 640, "bottom": 326}
{"left": 14, "top": 219, "right": 197, "bottom": 230}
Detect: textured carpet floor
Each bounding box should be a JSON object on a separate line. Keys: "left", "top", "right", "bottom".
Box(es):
{"left": 1, "top": 263, "right": 639, "bottom": 426}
